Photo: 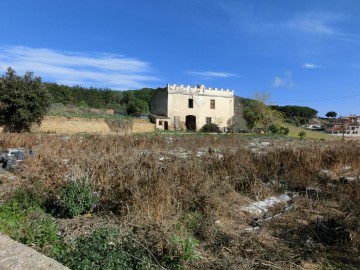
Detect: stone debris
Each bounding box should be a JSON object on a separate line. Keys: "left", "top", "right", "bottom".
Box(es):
{"left": 242, "top": 193, "right": 295, "bottom": 215}
{"left": 0, "top": 148, "right": 27, "bottom": 170}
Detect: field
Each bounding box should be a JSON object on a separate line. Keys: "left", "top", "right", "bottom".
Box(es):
{"left": 0, "top": 133, "right": 360, "bottom": 269}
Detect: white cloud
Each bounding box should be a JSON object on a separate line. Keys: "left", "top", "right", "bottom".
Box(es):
{"left": 301, "top": 63, "right": 322, "bottom": 69}
{"left": 289, "top": 12, "right": 356, "bottom": 41}
{"left": 273, "top": 77, "right": 285, "bottom": 87}
{"left": 0, "top": 46, "right": 160, "bottom": 89}
{"left": 272, "top": 71, "right": 295, "bottom": 88}
{"left": 188, "top": 70, "right": 238, "bottom": 78}
{"left": 292, "top": 14, "right": 336, "bottom": 35}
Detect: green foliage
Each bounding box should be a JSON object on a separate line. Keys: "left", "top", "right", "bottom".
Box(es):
{"left": 271, "top": 105, "right": 318, "bottom": 124}
{"left": 298, "top": 131, "right": 307, "bottom": 139}
{"left": 284, "top": 117, "right": 301, "bottom": 127}
{"left": 46, "top": 177, "right": 98, "bottom": 218}
{"left": 57, "top": 228, "right": 158, "bottom": 270}
{"left": 0, "top": 67, "right": 50, "bottom": 132}
{"left": 269, "top": 124, "right": 289, "bottom": 135}
{"left": 200, "top": 123, "right": 220, "bottom": 133}
{"left": 127, "top": 99, "right": 149, "bottom": 115}
{"left": 170, "top": 235, "right": 200, "bottom": 267}
{"left": 0, "top": 188, "right": 58, "bottom": 248}
{"left": 326, "top": 111, "right": 337, "bottom": 118}
{"left": 164, "top": 224, "right": 200, "bottom": 270}
{"left": 242, "top": 92, "right": 284, "bottom": 133}
{"left": 46, "top": 82, "right": 156, "bottom": 115}
{"left": 243, "top": 107, "right": 259, "bottom": 131}
{"left": 59, "top": 178, "right": 98, "bottom": 218}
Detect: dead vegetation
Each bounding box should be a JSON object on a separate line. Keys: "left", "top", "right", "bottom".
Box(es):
{"left": 1, "top": 133, "right": 360, "bottom": 269}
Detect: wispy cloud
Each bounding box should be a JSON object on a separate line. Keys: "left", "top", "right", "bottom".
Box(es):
{"left": 272, "top": 71, "right": 295, "bottom": 88}
{"left": 301, "top": 63, "right": 322, "bottom": 69}
{"left": 0, "top": 46, "right": 160, "bottom": 89}
{"left": 288, "top": 12, "right": 357, "bottom": 41}
{"left": 273, "top": 77, "right": 286, "bottom": 87}
{"left": 188, "top": 70, "right": 238, "bottom": 78}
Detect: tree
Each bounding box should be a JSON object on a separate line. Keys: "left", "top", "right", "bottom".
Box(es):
{"left": 245, "top": 92, "right": 283, "bottom": 133}
{"left": 325, "top": 111, "right": 337, "bottom": 118}
{"left": 0, "top": 67, "right": 50, "bottom": 132}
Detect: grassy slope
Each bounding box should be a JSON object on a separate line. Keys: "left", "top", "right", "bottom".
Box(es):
{"left": 282, "top": 122, "right": 339, "bottom": 140}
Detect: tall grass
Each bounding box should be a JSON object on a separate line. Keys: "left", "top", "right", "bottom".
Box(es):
{"left": 1, "top": 133, "right": 360, "bottom": 268}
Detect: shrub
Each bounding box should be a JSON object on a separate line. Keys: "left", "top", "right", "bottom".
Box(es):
{"left": 298, "top": 131, "right": 306, "bottom": 139}
{"left": 0, "top": 188, "right": 58, "bottom": 249}
{"left": 279, "top": 126, "right": 289, "bottom": 135}
{"left": 57, "top": 228, "right": 157, "bottom": 270}
{"left": 269, "top": 124, "right": 289, "bottom": 135}
{"left": 268, "top": 124, "right": 279, "bottom": 134}
{"left": 46, "top": 177, "right": 98, "bottom": 218}
{"left": 200, "top": 123, "right": 221, "bottom": 133}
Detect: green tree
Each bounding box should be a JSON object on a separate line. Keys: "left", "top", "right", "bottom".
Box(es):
{"left": 325, "top": 111, "right": 337, "bottom": 118}
{"left": 243, "top": 107, "right": 258, "bottom": 131}
{"left": 0, "top": 67, "right": 50, "bottom": 132}
{"left": 245, "top": 92, "right": 283, "bottom": 133}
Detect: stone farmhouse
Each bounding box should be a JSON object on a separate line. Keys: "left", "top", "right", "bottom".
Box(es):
{"left": 150, "top": 84, "right": 234, "bottom": 131}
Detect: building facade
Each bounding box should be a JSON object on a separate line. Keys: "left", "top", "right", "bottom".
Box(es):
{"left": 150, "top": 84, "right": 234, "bottom": 131}
{"left": 327, "top": 115, "right": 360, "bottom": 136}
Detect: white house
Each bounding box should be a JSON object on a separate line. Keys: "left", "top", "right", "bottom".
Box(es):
{"left": 150, "top": 84, "right": 234, "bottom": 131}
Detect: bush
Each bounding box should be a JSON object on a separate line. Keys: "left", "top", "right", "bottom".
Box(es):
{"left": 46, "top": 177, "right": 98, "bottom": 218}
{"left": 268, "top": 124, "right": 279, "bottom": 134}
{"left": 200, "top": 123, "right": 221, "bottom": 133}
{"left": 269, "top": 124, "right": 289, "bottom": 135}
{"left": 298, "top": 131, "right": 306, "bottom": 139}
{"left": 0, "top": 188, "right": 59, "bottom": 249}
{"left": 57, "top": 228, "right": 157, "bottom": 270}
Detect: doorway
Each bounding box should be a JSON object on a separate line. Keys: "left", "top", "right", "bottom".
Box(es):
{"left": 185, "top": 115, "right": 196, "bottom": 131}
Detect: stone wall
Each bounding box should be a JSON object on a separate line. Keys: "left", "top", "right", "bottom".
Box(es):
{"left": 31, "top": 116, "right": 155, "bottom": 134}
{"left": 32, "top": 116, "right": 112, "bottom": 134}
{"left": 132, "top": 119, "right": 156, "bottom": 133}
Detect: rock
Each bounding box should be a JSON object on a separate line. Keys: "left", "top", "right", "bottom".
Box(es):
{"left": 0, "top": 233, "right": 69, "bottom": 270}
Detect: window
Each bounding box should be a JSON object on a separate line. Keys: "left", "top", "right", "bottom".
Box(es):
{"left": 159, "top": 121, "right": 163, "bottom": 126}
{"left": 206, "top": 117, "right": 212, "bottom": 124}
{"left": 210, "top": 99, "right": 215, "bottom": 109}
{"left": 188, "top": 98, "right": 193, "bottom": 108}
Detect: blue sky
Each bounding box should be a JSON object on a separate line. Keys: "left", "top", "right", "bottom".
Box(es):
{"left": 1, "top": 0, "right": 360, "bottom": 116}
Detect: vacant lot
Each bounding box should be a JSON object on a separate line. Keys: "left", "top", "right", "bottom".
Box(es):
{"left": 0, "top": 133, "right": 359, "bottom": 269}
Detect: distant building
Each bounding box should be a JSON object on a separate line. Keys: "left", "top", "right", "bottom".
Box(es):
{"left": 327, "top": 115, "right": 360, "bottom": 136}
{"left": 150, "top": 84, "right": 234, "bottom": 131}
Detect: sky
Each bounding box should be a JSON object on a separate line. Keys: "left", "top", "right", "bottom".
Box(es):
{"left": 1, "top": 0, "right": 360, "bottom": 116}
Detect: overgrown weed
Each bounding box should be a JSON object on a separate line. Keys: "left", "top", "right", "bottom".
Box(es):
{"left": 1, "top": 133, "right": 360, "bottom": 268}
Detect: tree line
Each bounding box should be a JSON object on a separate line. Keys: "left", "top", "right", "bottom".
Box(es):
{"left": 238, "top": 95, "right": 318, "bottom": 133}
{"left": 46, "top": 83, "right": 157, "bottom": 115}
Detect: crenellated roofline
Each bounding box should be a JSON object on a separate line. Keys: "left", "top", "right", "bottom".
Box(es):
{"left": 167, "top": 83, "right": 234, "bottom": 97}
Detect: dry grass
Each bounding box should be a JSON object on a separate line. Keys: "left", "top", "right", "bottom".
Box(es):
{"left": 1, "top": 133, "right": 360, "bottom": 269}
